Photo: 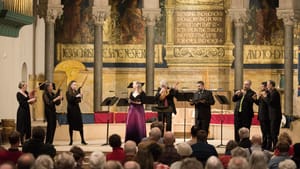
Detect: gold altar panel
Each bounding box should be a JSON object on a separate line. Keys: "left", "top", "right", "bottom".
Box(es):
{"left": 175, "top": 0, "right": 224, "bottom": 10}
{"left": 57, "top": 44, "right": 163, "bottom": 64}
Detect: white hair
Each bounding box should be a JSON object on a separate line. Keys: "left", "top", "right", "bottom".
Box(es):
{"left": 205, "top": 156, "right": 224, "bottom": 169}
{"left": 32, "top": 155, "right": 54, "bottom": 169}
{"left": 89, "top": 151, "right": 106, "bottom": 169}
{"left": 278, "top": 159, "right": 297, "bottom": 169}
{"left": 249, "top": 151, "right": 268, "bottom": 169}
{"left": 239, "top": 127, "right": 250, "bottom": 139}
{"left": 159, "top": 80, "right": 168, "bottom": 88}
{"left": 176, "top": 142, "right": 192, "bottom": 157}
{"left": 228, "top": 157, "right": 249, "bottom": 169}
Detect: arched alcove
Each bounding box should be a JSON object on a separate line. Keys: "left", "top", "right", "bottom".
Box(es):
{"left": 21, "top": 62, "right": 27, "bottom": 82}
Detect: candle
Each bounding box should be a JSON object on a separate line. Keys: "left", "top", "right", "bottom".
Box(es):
{"left": 144, "top": 0, "right": 159, "bottom": 9}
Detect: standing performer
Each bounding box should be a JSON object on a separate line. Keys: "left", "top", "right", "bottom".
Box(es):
{"left": 43, "top": 82, "right": 63, "bottom": 144}
{"left": 232, "top": 80, "right": 256, "bottom": 142}
{"left": 66, "top": 80, "right": 87, "bottom": 145}
{"left": 253, "top": 81, "right": 271, "bottom": 150}
{"left": 263, "top": 80, "right": 282, "bottom": 150}
{"left": 125, "top": 81, "right": 146, "bottom": 144}
{"left": 191, "top": 81, "right": 215, "bottom": 133}
{"left": 16, "top": 81, "right": 36, "bottom": 144}
{"left": 155, "top": 80, "right": 178, "bottom": 133}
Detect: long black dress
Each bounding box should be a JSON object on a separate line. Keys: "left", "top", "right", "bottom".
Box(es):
{"left": 43, "top": 91, "right": 61, "bottom": 144}
{"left": 66, "top": 91, "right": 83, "bottom": 131}
{"left": 16, "top": 91, "right": 31, "bottom": 141}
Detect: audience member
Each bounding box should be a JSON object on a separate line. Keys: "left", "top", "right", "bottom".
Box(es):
{"left": 70, "top": 146, "right": 85, "bottom": 169}
{"left": 248, "top": 151, "right": 268, "bottom": 169}
{"left": 150, "top": 121, "right": 164, "bottom": 134}
{"left": 148, "top": 143, "right": 169, "bottom": 169}
{"left": 106, "top": 134, "right": 125, "bottom": 163}
{"left": 124, "top": 140, "right": 137, "bottom": 162}
{"left": 124, "top": 161, "right": 140, "bottom": 169}
{"left": 103, "top": 161, "right": 124, "bottom": 169}
{"left": 191, "top": 130, "right": 218, "bottom": 166}
{"left": 238, "top": 127, "right": 251, "bottom": 149}
{"left": 22, "top": 126, "right": 56, "bottom": 158}
{"left": 134, "top": 149, "right": 154, "bottom": 169}
{"left": 89, "top": 151, "right": 106, "bottom": 169}
{"left": 0, "top": 162, "right": 15, "bottom": 169}
{"left": 292, "top": 143, "right": 300, "bottom": 168}
{"left": 186, "top": 125, "right": 199, "bottom": 146}
{"left": 268, "top": 141, "right": 291, "bottom": 169}
{"left": 176, "top": 142, "right": 192, "bottom": 159}
{"left": 170, "top": 161, "right": 182, "bottom": 169}
{"left": 274, "top": 132, "right": 294, "bottom": 156}
{"left": 31, "top": 155, "right": 53, "bottom": 169}
{"left": 231, "top": 147, "right": 248, "bottom": 159}
{"left": 180, "top": 157, "right": 203, "bottom": 169}
{"left": 249, "top": 135, "right": 272, "bottom": 160}
{"left": 54, "top": 152, "right": 75, "bottom": 169}
{"left": 16, "top": 153, "right": 35, "bottom": 169}
{"left": 278, "top": 159, "right": 297, "bottom": 169}
{"left": 205, "top": 156, "right": 224, "bottom": 169}
{"left": 138, "top": 127, "right": 162, "bottom": 150}
{"left": 159, "top": 132, "right": 181, "bottom": 165}
{"left": 227, "top": 157, "right": 249, "bottom": 169}
{"left": 219, "top": 140, "right": 238, "bottom": 169}
{"left": 0, "top": 131, "right": 23, "bottom": 164}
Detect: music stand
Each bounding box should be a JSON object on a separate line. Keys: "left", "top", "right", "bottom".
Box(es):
{"left": 116, "top": 98, "right": 129, "bottom": 106}
{"left": 176, "top": 92, "right": 194, "bottom": 141}
{"left": 101, "top": 96, "right": 119, "bottom": 146}
{"left": 143, "top": 96, "right": 157, "bottom": 105}
{"left": 215, "top": 95, "right": 230, "bottom": 147}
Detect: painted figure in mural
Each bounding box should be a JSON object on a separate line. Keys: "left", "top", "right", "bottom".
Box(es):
{"left": 125, "top": 81, "right": 146, "bottom": 144}
{"left": 120, "top": 0, "right": 145, "bottom": 44}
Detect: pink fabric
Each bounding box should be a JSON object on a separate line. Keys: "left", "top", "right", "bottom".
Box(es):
{"left": 210, "top": 114, "right": 260, "bottom": 125}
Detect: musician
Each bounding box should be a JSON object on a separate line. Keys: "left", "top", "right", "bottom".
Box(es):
{"left": 155, "top": 80, "right": 178, "bottom": 133}
{"left": 253, "top": 81, "right": 271, "bottom": 150}
{"left": 66, "top": 80, "right": 87, "bottom": 145}
{"left": 125, "top": 81, "right": 146, "bottom": 144}
{"left": 191, "top": 81, "right": 215, "bottom": 133}
{"left": 16, "top": 81, "right": 36, "bottom": 144}
{"left": 232, "top": 80, "right": 256, "bottom": 142}
{"left": 263, "top": 80, "right": 282, "bottom": 150}
{"left": 43, "top": 82, "right": 63, "bottom": 144}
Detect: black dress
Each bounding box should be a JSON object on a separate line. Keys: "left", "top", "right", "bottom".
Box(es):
{"left": 43, "top": 91, "right": 61, "bottom": 144}
{"left": 66, "top": 91, "right": 83, "bottom": 131}
{"left": 16, "top": 91, "right": 31, "bottom": 140}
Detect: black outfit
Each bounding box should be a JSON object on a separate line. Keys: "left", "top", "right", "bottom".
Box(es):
{"left": 238, "top": 138, "right": 252, "bottom": 149}
{"left": 155, "top": 88, "right": 178, "bottom": 132}
{"left": 16, "top": 91, "right": 31, "bottom": 143}
{"left": 66, "top": 90, "right": 86, "bottom": 145}
{"left": 22, "top": 138, "right": 56, "bottom": 158}
{"left": 232, "top": 89, "right": 256, "bottom": 142}
{"left": 192, "top": 89, "right": 215, "bottom": 132}
{"left": 43, "top": 90, "right": 61, "bottom": 144}
{"left": 191, "top": 142, "right": 218, "bottom": 166}
{"left": 254, "top": 93, "right": 271, "bottom": 150}
{"left": 263, "top": 88, "right": 282, "bottom": 149}
{"left": 159, "top": 145, "right": 181, "bottom": 166}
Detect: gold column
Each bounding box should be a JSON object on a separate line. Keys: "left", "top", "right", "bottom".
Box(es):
{"left": 165, "top": 0, "right": 175, "bottom": 45}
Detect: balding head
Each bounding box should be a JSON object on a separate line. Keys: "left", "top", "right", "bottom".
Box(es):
{"left": 205, "top": 156, "right": 224, "bottom": 169}
{"left": 103, "top": 161, "right": 123, "bottom": 169}
{"left": 238, "top": 127, "right": 250, "bottom": 140}
{"left": 228, "top": 157, "right": 249, "bottom": 169}
{"left": 163, "top": 132, "right": 175, "bottom": 145}
{"left": 149, "top": 127, "right": 161, "bottom": 141}
{"left": 251, "top": 135, "right": 262, "bottom": 145}
{"left": 124, "top": 161, "right": 140, "bottom": 169}
{"left": 17, "top": 153, "right": 35, "bottom": 169}
{"left": 124, "top": 140, "right": 137, "bottom": 155}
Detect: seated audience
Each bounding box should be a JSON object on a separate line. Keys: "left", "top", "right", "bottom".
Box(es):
{"left": 138, "top": 127, "right": 162, "bottom": 150}
{"left": 22, "top": 126, "right": 56, "bottom": 158}
{"left": 238, "top": 127, "right": 251, "bottom": 149}
{"left": 106, "top": 134, "right": 125, "bottom": 163}
{"left": 124, "top": 161, "right": 140, "bottom": 169}
{"left": 70, "top": 146, "right": 85, "bottom": 169}
{"left": 268, "top": 141, "right": 291, "bottom": 169}
{"left": 134, "top": 149, "right": 154, "bottom": 169}
{"left": 186, "top": 125, "right": 200, "bottom": 146}
{"left": 170, "top": 161, "right": 182, "bottom": 169}
{"left": 0, "top": 162, "right": 15, "bottom": 169}
{"left": 141, "top": 122, "right": 164, "bottom": 144}
{"left": 205, "top": 156, "right": 224, "bottom": 169}
{"left": 231, "top": 147, "right": 248, "bottom": 159}
{"left": 274, "top": 132, "right": 294, "bottom": 156}
{"left": 191, "top": 130, "right": 218, "bottom": 166}
{"left": 31, "top": 155, "right": 54, "bottom": 169}
{"left": 249, "top": 135, "right": 272, "bottom": 160}
{"left": 124, "top": 140, "right": 137, "bottom": 162}
{"left": 278, "top": 159, "right": 297, "bottom": 169}
{"left": 248, "top": 151, "right": 268, "bottom": 169}
{"left": 17, "top": 153, "right": 35, "bottom": 169}
{"left": 0, "top": 131, "right": 23, "bottom": 164}
{"left": 292, "top": 143, "right": 300, "bottom": 168}
{"left": 89, "top": 151, "right": 106, "bottom": 169}
{"left": 159, "top": 132, "right": 181, "bottom": 165}
{"left": 176, "top": 142, "right": 193, "bottom": 159}
{"left": 103, "top": 161, "right": 123, "bottom": 169}
{"left": 54, "top": 152, "right": 75, "bottom": 169}
{"left": 219, "top": 140, "right": 238, "bottom": 169}
{"left": 227, "top": 157, "right": 249, "bottom": 169}
{"left": 148, "top": 143, "right": 169, "bottom": 169}
{"left": 180, "top": 157, "right": 203, "bottom": 169}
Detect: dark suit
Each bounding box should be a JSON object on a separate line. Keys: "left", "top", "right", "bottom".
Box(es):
{"left": 263, "top": 88, "right": 282, "bottom": 149}
{"left": 156, "top": 88, "right": 178, "bottom": 132}
{"left": 191, "top": 142, "right": 218, "bottom": 166}
{"left": 232, "top": 89, "right": 255, "bottom": 142}
{"left": 192, "top": 89, "right": 215, "bottom": 132}
{"left": 22, "top": 139, "right": 56, "bottom": 158}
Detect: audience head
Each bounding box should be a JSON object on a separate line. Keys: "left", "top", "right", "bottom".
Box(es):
{"left": 251, "top": 135, "right": 262, "bottom": 146}
{"left": 149, "top": 127, "right": 161, "bottom": 141}
{"left": 176, "top": 142, "right": 192, "bottom": 158}
{"left": 32, "top": 155, "right": 54, "bottom": 169}
{"left": 163, "top": 132, "right": 175, "bottom": 146}
{"left": 190, "top": 125, "right": 200, "bottom": 138}
{"left": 150, "top": 121, "right": 163, "bottom": 133}
{"left": 134, "top": 149, "right": 154, "bottom": 169}
{"left": 170, "top": 161, "right": 182, "bottom": 169}
{"left": 0, "top": 162, "right": 15, "bottom": 169}
{"left": 276, "top": 141, "right": 290, "bottom": 154}
{"left": 248, "top": 151, "right": 268, "bottom": 169}
{"left": 17, "top": 153, "right": 35, "bottom": 169}
{"left": 70, "top": 146, "right": 85, "bottom": 166}
{"left": 278, "top": 132, "right": 292, "bottom": 146}
{"left": 231, "top": 147, "right": 248, "bottom": 159}
{"left": 238, "top": 127, "right": 250, "bottom": 140}
{"left": 54, "top": 152, "right": 75, "bottom": 169}
{"left": 196, "top": 130, "right": 208, "bottom": 143}
{"left": 32, "top": 126, "right": 45, "bottom": 142}
{"left": 8, "top": 131, "right": 20, "bottom": 146}
{"left": 109, "top": 134, "right": 122, "bottom": 148}
{"left": 124, "top": 140, "right": 137, "bottom": 155}
{"left": 147, "top": 142, "right": 163, "bottom": 161}
{"left": 205, "top": 156, "right": 224, "bottom": 169}
{"left": 180, "top": 157, "right": 203, "bottom": 169}
{"left": 103, "top": 161, "right": 123, "bottom": 169}
{"left": 278, "top": 159, "right": 297, "bottom": 169}
{"left": 124, "top": 161, "right": 140, "bottom": 169}
{"left": 225, "top": 140, "right": 238, "bottom": 155}
{"left": 293, "top": 143, "right": 300, "bottom": 157}
{"left": 228, "top": 157, "right": 249, "bottom": 169}
{"left": 89, "top": 151, "right": 106, "bottom": 169}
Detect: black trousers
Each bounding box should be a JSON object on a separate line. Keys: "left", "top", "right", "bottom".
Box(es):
{"left": 196, "top": 115, "right": 211, "bottom": 133}
{"left": 158, "top": 112, "right": 172, "bottom": 134}
{"left": 234, "top": 114, "right": 252, "bottom": 142}
{"left": 270, "top": 119, "right": 281, "bottom": 149}
{"left": 45, "top": 112, "right": 57, "bottom": 144}
{"left": 259, "top": 118, "right": 271, "bottom": 149}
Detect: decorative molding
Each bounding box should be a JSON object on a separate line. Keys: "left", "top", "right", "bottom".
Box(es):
{"left": 277, "top": 9, "right": 300, "bottom": 26}
{"left": 174, "top": 47, "right": 225, "bottom": 58}
{"left": 142, "top": 9, "right": 161, "bottom": 27}
{"left": 37, "top": 0, "right": 63, "bottom": 23}
{"left": 92, "top": 6, "right": 110, "bottom": 26}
